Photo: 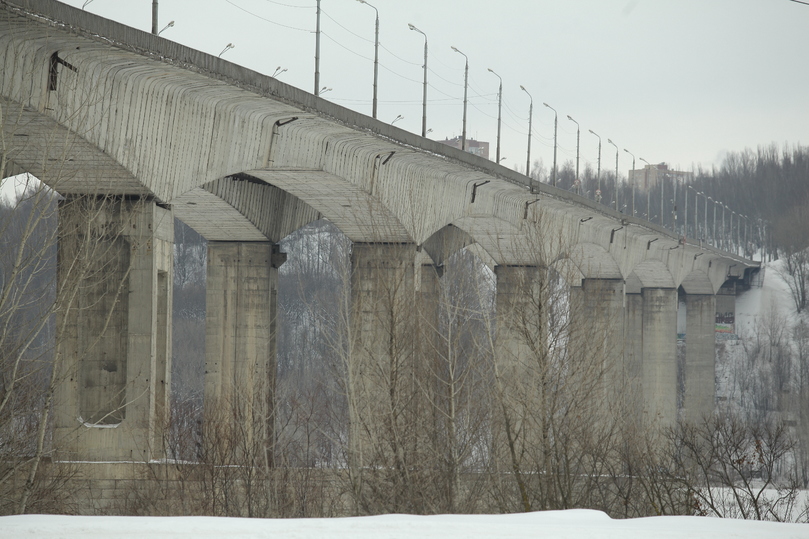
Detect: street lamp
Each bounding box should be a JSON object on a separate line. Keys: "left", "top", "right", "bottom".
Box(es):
{"left": 520, "top": 85, "right": 533, "bottom": 181}
{"left": 315, "top": 0, "right": 321, "bottom": 95}
{"left": 218, "top": 43, "right": 234, "bottom": 57}
{"left": 272, "top": 66, "right": 287, "bottom": 78}
{"left": 590, "top": 130, "right": 601, "bottom": 203}
{"left": 639, "top": 157, "right": 650, "bottom": 220}
{"left": 320, "top": 86, "right": 332, "bottom": 94}
{"left": 624, "top": 149, "right": 635, "bottom": 215}
{"left": 544, "top": 103, "right": 558, "bottom": 187}
{"left": 357, "top": 0, "right": 379, "bottom": 119}
{"left": 568, "top": 116, "right": 580, "bottom": 195}
{"left": 157, "top": 20, "right": 174, "bottom": 36}
{"left": 683, "top": 185, "right": 699, "bottom": 237}
{"left": 452, "top": 46, "right": 469, "bottom": 151}
{"left": 152, "top": 0, "right": 158, "bottom": 35}
{"left": 730, "top": 210, "right": 736, "bottom": 254}
{"left": 739, "top": 214, "right": 750, "bottom": 257}
{"left": 607, "top": 139, "right": 618, "bottom": 211}
{"left": 408, "top": 24, "right": 428, "bottom": 137}
{"left": 391, "top": 114, "right": 404, "bottom": 125}
{"left": 488, "top": 69, "right": 503, "bottom": 164}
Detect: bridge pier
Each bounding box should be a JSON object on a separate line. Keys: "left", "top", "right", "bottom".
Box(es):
{"left": 204, "top": 241, "right": 281, "bottom": 452}
{"left": 494, "top": 265, "right": 544, "bottom": 367}
{"left": 683, "top": 293, "right": 717, "bottom": 423}
{"left": 54, "top": 196, "right": 173, "bottom": 462}
{"left": 639, "top": 287, "right": 679, "bottom": 427}
{"left": 571, "top": 278, "right": 626, "bottom": 408}
{"left": 348, "top": 242, "right": 418, "bottom": 467}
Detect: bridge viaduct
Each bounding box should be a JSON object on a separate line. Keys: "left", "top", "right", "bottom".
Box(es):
{"left": 1, "top": 0, "right": 758, "bottom": 464}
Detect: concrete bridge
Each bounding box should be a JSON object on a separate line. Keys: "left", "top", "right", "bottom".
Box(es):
{"left": 1, "top": 0, "right": 758, "bottom": 463}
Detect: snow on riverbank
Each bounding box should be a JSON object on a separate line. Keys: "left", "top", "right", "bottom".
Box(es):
{"left": 1, "top": 510, "right": 807, "bottom": 539}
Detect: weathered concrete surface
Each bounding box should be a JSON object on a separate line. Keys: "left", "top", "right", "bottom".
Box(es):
{"left": 684, "top": 293, "right": 717, "bottom": 423}
{"left": 0, "top": 0, "right": 761, "bottom": 466}
{"left": 641, "top": 288, "right": 678, "bottom": 427}
{"left": 348, "top": 243, "right": 418, "bottom": 467}
{"left": 54, "top": 197, "right": 173, "bottom": 462}
{"left": 204, "top": 241, "right": 278, "bottom": 444}
{"left": 0, "top": 0, "right": 757, "bottom": 289}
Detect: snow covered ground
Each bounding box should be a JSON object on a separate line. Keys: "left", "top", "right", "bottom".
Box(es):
{"left": 1, "top": 509, "right": 807, "bottom": 539}
{"left": 735, "top": 260, "right": 801, "bottom": 334}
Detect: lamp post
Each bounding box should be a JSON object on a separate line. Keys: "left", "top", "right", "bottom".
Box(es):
{"left": 391, "top": 114, "right": 404, "bottom": 125}
{"left": 624, "top": 149, "right": 635, "bottom": 215}
{"left": 272, "top": 66, "right": 287, "bottom": 78}
{"left": 568, "top": 116, "right": 580, "bottom": 194}
{"left": 730, "top": 210, "right": 736, "bottom": 254}
{"left": 544, "top": 103, "right": 558, "bottom": 187}
{"left": 452, "top": 47, "right": 469, "bottom": 151}
{"left": 589, "top": 129, "right": 601, "bottom": 203}
{"left": 607, "top": 139, "right": 618, "bottom": 211}
{"left": 357, "top": 0, "right": 379, "bottom": 119}
{"left": 709, "top": 197, "right": 717, "bottom": 247}
{"left": 488, "top": 69, "right": 503, "bottom": 164}
{"left": 218, "top": 43, "right": 234, "bottom": 57}
{"left": 315, "top": 0, "right": 321, "bottom": 95}
{"left": 409, "top": 24, "right": 428, "bottom": 137}
{"left": 739, "top": 214, "right": 749, "bottom": 256}
{"left": 660, "top": 170, "right": 665, "bottom": 227}
{"left": 157, "top": 20, "right": 174, "bottom": 36}
{"left": 520, "top": 85, "right": 533, "bottom": 180}
{"left": 152, "top": 0, "right": 158, "bottom": 34}
{"left": 640, "top": 157, "right": 650, "bottom": 219}
{"left": 687, "top": 185, "right": 699, "bottom": 240}
{"left": 721, "top": 203, "right": 727, "bottom": 250}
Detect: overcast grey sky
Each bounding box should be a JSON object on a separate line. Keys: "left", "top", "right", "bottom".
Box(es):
{"left": 59, "top": 0, "right": 808, "bottom": 177}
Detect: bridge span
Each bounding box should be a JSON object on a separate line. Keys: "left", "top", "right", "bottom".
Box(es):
{"left": 1, "top": 0, "right": 758, "bottom": 464}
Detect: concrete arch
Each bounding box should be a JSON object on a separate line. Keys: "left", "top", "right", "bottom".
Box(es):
{"left": 680, "top": 269, "right": 716, "bottom": 295}
{"left": 561, "top": 242, "right": 624, "bottom": 280}
{"left": 420, "top": 224, "right": 476, "bottom": 268}
{"left": 628, "top": 259, "right": 676, "bottom": 291}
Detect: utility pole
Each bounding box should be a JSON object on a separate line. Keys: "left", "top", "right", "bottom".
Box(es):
{"left": 152, "top": 0, "right": 158, "bottom": 35}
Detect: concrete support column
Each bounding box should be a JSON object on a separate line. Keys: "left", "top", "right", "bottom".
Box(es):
{"left": 641, "top": 287, "right": 678, "bottom": 427}
{"left": 54, "top": 196, "right": 173, "bottom": 462}
{"left": 624, "top": 292, "right": 644, "bottom": 425}
{"left": 204, "top": 241, "right": 282, "bottom": 449}
{"left": 494, "top": 265, "right": 543, "bottom": 367}
{"left": 684, "top": 293, "right": 717, "bottom": 423}
{"left": 348, "top": 242, "right": 418, "bottom": 466}
{"left": 578, "top": 278, "right": 625, "bottom": 402}
{"left": 417, "top": 262, "right": 443, "bottom": 370}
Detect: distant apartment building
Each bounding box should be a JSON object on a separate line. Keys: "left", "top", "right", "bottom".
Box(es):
{"left": 439, "top": 136, "right": 490, "bottom": 160}
{"left": 628, "top": 162, "right": 693, "bottom": 191}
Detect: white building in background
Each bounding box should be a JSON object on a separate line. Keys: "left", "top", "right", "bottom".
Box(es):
{"left": 628, "top": 162, "right": 693, "bottom": 192}
{"left": 439, "top": 136, "right": 490, "bottom": 160}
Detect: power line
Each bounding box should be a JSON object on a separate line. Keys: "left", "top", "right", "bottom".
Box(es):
{"left": 225, "top": 0, "right": 311, "bottom": 32}
{"left": 321, "top": 9, "right": 373, "bottom": 43}
{"left": 262, "top": 0, "right": 314, "bottom": 8}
